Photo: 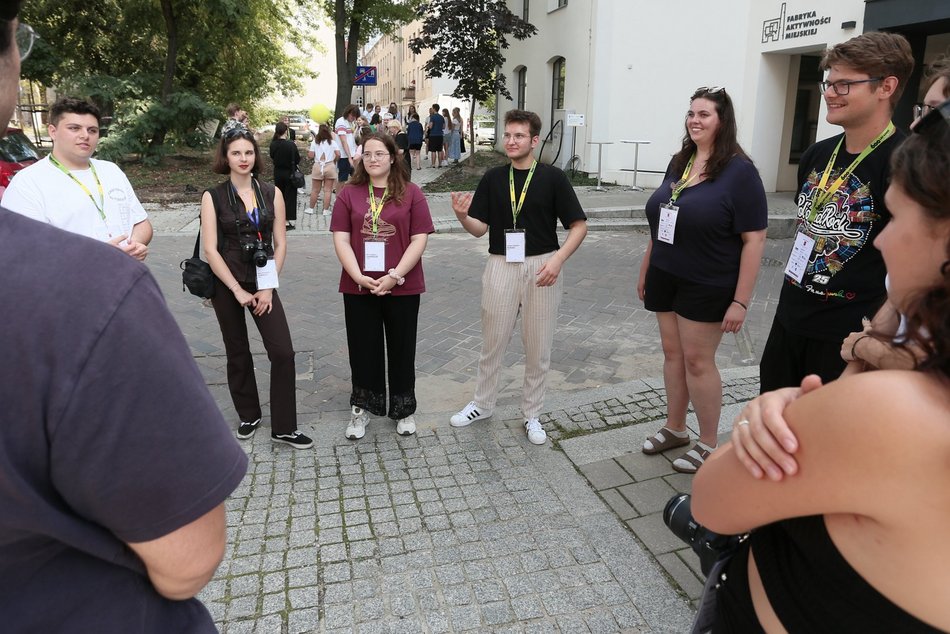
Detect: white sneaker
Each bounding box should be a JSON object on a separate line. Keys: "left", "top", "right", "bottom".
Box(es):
{"left": 345, "top": 405, "right": 369, "bottom": 439}
{"left": 396, "top": 415, "right": 416, "bottom": 436}
{"left": 450, "top": 401, "right": 492, "bottom": 427}
{"left": 525, "top": 418, "right": 546, "bottom": 445}
{"left": 323, "top": 209, "right": 331, "bottom": 217}
{"left": 303, "top": 207, "right": 314, "bottom": 215}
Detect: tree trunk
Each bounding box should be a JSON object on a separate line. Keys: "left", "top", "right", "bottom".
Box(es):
{"left": 334, "top": 0, "right": 369, "bottom": 119}
{"left": 150, "top": 0, "right": 178, "bottom": 149}
{"left": 467, "top": 96, "right": 476, "bottom": 162}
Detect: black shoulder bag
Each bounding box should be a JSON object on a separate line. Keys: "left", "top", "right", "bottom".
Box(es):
{"left": 180, "top": 226, "right": 216, "bottom": 299}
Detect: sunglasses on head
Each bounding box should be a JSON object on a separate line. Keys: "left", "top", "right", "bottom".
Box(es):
{"left": 913, "top": 98, "right": 950, "bottom": 136}
{"left": 696, "top": 86, "right": 726, "bottom": 95}
{"left": 224, "top": 127, "right": 253, "bottom": 140}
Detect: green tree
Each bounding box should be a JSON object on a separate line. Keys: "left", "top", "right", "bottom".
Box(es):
{"left": 319, "top": 0, "right": 419, "bottom": 118}
{"left": 19, "top": 0, "right": 320, "bottom": 161}
{"left": 408, "top": 0, "right": 535, "bottom": 154}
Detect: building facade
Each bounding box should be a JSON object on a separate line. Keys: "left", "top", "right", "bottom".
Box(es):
{"left": 358, "top": 21, "right": 472, "bottom": 122}
{"left": 498, "top": 0, "right": 950, "bottom": 191}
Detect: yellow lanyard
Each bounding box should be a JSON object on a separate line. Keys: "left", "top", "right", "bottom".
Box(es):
{"left": 368, "top": 183, "right": 388, "bottom": 236}
{"left": 509, "top": 160, "right": 537, "bottom": 227}
{"left": 809, "top": 121, "right": 895, "bottom": 221}
{"left": 49, "top": 155, "right": 106, "bottom": 222}
{"left": 669, "top": 153, "right": 701, "bottom": 204}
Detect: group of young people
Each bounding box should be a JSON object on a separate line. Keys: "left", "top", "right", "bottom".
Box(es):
{"left": 630, "top": 29, "right": 950, "bottom": 632}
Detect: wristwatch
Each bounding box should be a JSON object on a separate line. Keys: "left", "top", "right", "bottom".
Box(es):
{"left": 388, "top": 269, "right": 405, "bottom": 285}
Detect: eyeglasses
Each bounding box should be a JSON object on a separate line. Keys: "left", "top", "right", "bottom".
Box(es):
{"left": 502, "top": 133, "right": 531, "bottom": 142}
{"left": 912, "top": 98, "right": 950, "bottom": 135}
{"left": 364, "top": 151, "right": 390, "bottom": 161}
{"left": 16, "top": 23, "right": 35, "bottom": 62}
{"left": 819, "top": 77, "right": 882, "bottom": 96}
{"left": 913, "top": 103, "right": 937, "bottom": 120}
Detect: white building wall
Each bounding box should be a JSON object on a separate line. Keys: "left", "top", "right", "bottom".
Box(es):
{"left": 502, "top": 0, "right": 871, "bottom": 191}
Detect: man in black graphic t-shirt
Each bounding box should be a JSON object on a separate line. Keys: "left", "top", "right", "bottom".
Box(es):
{"left": 759, "top": 32, "right": 914, "bottom": 391}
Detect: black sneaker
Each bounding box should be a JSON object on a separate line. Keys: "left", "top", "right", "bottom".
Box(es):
{"left": 236, "top": 417, "right": 262, "bottom": 439}
{"left": 271, "top": 430, "right": 314, "bottom": 449}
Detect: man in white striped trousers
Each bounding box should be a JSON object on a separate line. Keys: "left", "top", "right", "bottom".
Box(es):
{"left": 448, "top": 110, "right": 587, "bottom": 445}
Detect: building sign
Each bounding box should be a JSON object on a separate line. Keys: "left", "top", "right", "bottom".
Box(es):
{"left": 566, "top": 113, "right": 585, "bottom": 127}
{"left": 762, "top": 3, "right": 832, "bottom": 43}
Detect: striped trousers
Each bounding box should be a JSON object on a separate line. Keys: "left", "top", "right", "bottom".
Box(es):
{"left": 472, "top": 252, "right": 563, "bottom": 419}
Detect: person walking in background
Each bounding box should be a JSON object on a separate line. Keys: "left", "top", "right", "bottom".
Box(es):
{"left": 199, "top": 129, "right": 313, "bottom": 449}
{"left": 335, "top": 104, "right": 360, "bottom": 184}
{"left": 758, "top": 32, "right": 914, "bottom": 391}
{"left": 443, "top": 108, "right": 461, "bottom": 163}
{"left": 453, "top": 106, "right": 466, "bottom": 155}
{"left": 407, "top": 113, "right": 424, "bottom": 170}
{"left": 427, "top": 104, "right": 445, "bottom": 168}
{"left": 406, "top": 104, "right": 419, "bottom": 124}
{"left": 449, "top": 110, "right": 587, "bottom": 446}
{"left": 330, "top": 133, "right": 434, "bottom": 440}
{"left": 280, "top": 115, "right": 296, "bottom": 141}
{"left": 2, "top": 96, "right": 153, "bottom": 260}
{"left": 222, "top": 102, "right": 250, "bottom": 136}
{"left": 637, "top": 86, "right": 768, "bottom": 474}
{"left": 388, "top": 120, "right": 413, "bottom": 180}
{"left": 1, "top": 6, "right": 248, "bottom": 630}
{"left": 269, "top": 122, "right": 300, "bottom": 230}
{"left": 305, "top": 123, "right": 339, "bottom": 216}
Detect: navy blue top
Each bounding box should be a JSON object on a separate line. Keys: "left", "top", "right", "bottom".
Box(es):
{"left": 428, "top": 113, "right": 445, "bottom": 137}
{"left": 407, "top": 120, "right": 424, "bottom": 145}
{"left": 645, "top": 154, "right": 767, "bottom": 288}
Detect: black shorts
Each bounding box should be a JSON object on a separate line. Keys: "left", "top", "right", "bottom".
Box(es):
{"left": 643, "top": 265, "right": 733, "bottom": 323}
{"left": 428, "top": 136, "right": 444, "bottom": 152}
{"left": 409, "top": 143, "right": 422, "bottom": 151}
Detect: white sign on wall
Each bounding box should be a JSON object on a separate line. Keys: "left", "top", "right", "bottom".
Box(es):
{"left": 566, "top": 113, "right": 586, "bottom": 127}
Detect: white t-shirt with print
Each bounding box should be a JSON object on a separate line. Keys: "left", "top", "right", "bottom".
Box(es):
{"left": 1, "top": 156, "right": 148, "bottom": 243}
{"left": 334, "top": 117, "right": 357, "bottom": 158}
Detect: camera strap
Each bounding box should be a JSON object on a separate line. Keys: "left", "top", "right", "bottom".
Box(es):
{"left": 227, "top": 179, "right": 268, "bottom": 241}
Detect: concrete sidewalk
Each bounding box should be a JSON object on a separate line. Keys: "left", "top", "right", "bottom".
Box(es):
{"left": 144, "top": 206, "right": 790, "bottom": 631}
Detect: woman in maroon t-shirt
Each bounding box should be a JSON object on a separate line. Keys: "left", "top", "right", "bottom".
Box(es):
{"left": 330, "top": 133, "right": 434, "bottom": 440}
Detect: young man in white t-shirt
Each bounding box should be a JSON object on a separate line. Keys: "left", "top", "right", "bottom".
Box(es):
{"left": 1, "top": 97, "right": 152, "bottom": 260}
{"left": 334, "top": 104, "right": 360, "bottom": 184}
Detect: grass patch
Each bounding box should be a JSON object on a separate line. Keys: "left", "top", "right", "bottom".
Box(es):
{"left": 421, "top": 150, "right": 509, "bottom": 192}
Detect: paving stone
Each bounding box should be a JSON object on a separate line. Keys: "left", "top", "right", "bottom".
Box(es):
{"left": 626, "top": 513, "right": 684, "bottom": 554}
{"left": 615, "top": 450, "right": 677, "bottom": 481}
{"left": 657, "top": 552, "right": 705, "bottom": 601}
{"left": 616, "top": 477, "right": 678, "bottom": 515}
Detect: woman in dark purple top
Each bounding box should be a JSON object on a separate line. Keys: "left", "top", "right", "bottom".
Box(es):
{"left": 331, "top": 133, "right": 434, "bottom": 440}
{"left": 637, "top": 87, "right": 767, "bottom": 473}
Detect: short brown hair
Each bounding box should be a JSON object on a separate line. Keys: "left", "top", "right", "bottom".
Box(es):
{"left": 50, "top": 97, "right": 102, "bottom": 126}
{"left": 343, "top": 104, "right": 360, "bottom": 120}
{"left": 821, "top": 32, "right": 914, "bottom": 107}
{"left": 226, "top": 103, "right": 243, "bottom": 117}
{"left": 504, "top": 109, "right": 542, "bottom": 138}
{"left": 923, "top": 55, "right": 950, "bottom": 99}
{"left": 212, "top": 129, "right": 264, "bottom": 175}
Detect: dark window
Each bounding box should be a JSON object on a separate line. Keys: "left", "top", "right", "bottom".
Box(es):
{"left": 523, "top": 0, "right": 529, "bottom": 20}
{"left": 550, "top": 57, "right": 565, "bottom": 125}
{"left": 516, "top": 67, "right": 527, "bottom": 110}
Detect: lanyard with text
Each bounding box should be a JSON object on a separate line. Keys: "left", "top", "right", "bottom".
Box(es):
{"left": 49, "top": 155, "right": 106, "bottom": 222}
{"left": 368, "top": 183, "right": 389, "bottom": 236}
{"left": 669, "top": 153, "right": 700, "bottom": 204}
{"left": 809, "top": 121, "right": 895, "bottom": 221}
{"left": 509, "top": 160, "right": 537, "bottom": 227}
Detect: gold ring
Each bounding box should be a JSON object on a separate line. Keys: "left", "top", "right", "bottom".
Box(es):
{"left": 737, "top": 420, "right": 750, "bottom": 427}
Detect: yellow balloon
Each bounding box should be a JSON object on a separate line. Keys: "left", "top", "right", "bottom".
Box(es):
{"left": 309, "top": 104, "right": 332, "bottom": 123}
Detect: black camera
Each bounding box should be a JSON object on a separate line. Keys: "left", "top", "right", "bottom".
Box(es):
{"left": 663, "top": 493, "right": 744, "bottom": 576}
{"left": 240, "top": 239, "right": 269, "bottom": 267}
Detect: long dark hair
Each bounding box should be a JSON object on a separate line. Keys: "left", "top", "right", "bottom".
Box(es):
{"left": 347, "top": 133, "right": 410, "bottom": 204}
{"left": 885, "top": 108, "right": 950, "bottom": 378}
{"left": 669, "top": 87, "right": 750, "bottom": 181}
{"left": 272, "top": 121, "right": 288, "bottom": 143}
{"left": 315, "top": 124, "right": 333, "bottom": 145}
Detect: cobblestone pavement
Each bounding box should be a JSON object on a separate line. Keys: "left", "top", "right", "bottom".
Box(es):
{"left": 144, "top": 223, "right": 791, "bottom": 632}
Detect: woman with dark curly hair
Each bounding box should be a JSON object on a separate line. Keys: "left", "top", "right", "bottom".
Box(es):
{"left": 692, "top": 101, "right": 950, "bottom": 633}
{"left": 330, "top": 133, "right": 434, "bottom": 440}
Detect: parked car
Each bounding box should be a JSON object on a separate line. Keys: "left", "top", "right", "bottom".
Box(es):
{"left": 473, "top": 119, "right": 496, "bottom": 145}
{"left": 0, "top": 127, "right": 40, "bottom": 198}
{"left": 284, "top": 114, "right": 309, "bottom": 141}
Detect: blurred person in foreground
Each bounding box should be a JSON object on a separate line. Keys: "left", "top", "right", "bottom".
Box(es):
{"left": 692, "top": 101, "right": 950, "bottom": 633}
{"left": 0, "top": 3, "right": 248, "bottom": 630}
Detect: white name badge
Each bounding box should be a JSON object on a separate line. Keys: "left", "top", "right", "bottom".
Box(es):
{"left": 505, "top": 230, "right": 526, "bottom": 263}
{"left": 364, "top": 240, "right": 386, "bottom": 271}
{"left": 784, "top": 232, "right": 816, "bottom": 283}
{"left": 658, "top": 204, "right": 678, "bottom": 245}
{"left": 257, "top": 258, "right": 279, "bottom": 290}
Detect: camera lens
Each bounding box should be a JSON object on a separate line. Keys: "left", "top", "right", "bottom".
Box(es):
{"left": 663, "top": 493, "right": 700, "bottom": 545}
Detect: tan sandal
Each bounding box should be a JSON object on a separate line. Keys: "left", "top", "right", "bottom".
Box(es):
{"left": 642, "top": 427, "right": 691, "bottom": 455}
{"left": 672, "top": 443, "right": 715, "bottom": 474}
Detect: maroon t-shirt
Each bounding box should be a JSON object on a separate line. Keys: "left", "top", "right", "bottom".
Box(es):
{"left": 330, "top": 181, "right": 434, "bottom": 295}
